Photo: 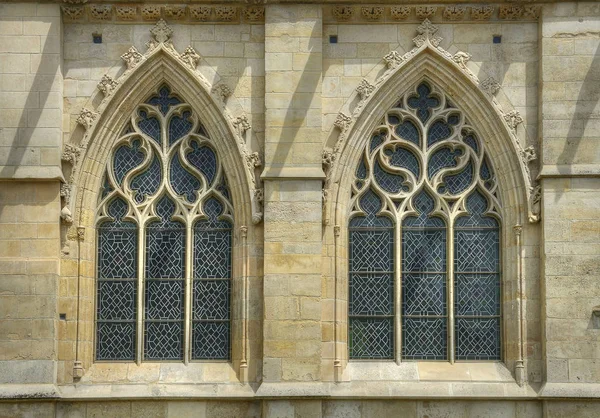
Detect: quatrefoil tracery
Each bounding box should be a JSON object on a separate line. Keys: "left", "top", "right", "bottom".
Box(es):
{"left": 351, "top": 81, "right": 501, "bottom": 222}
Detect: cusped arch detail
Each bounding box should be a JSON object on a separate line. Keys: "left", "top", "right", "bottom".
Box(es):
{"left": 324, "top": 20, "right": 539, "bottom": 228}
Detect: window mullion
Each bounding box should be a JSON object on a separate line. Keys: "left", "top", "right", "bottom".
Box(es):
{"left": 394, "top": 218, "right": 402, "bottom": 364}
{"left": 448, "top": 219, "right": 455, "bottom": 364}
{"left": 136, "top": 223, "right": 146, "bottom": 365}
{"left": 184, "top": 223, "right": 193, "bottom": 364}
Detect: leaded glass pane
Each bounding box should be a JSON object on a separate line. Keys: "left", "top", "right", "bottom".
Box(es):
{"left": 463, "top": 134, "right": 479, "bottom": 153}
{"left": 130, "top": 156, "right": 161, "bottom": 203}
{"left": 193, "top": 280, "right": 230, "bottom": 320}
{"left": 454, "top": 230, "right": 499, "bottom": 272}
{"left": 144, "top": 322, "right": 184, "bottom": 360}
{"left": 407, "top": 83, "right": 439, "bottom": 123}
{"left": 349, "top": 273, "right": 393, "bottom": 316}
{"left": 428, "top": 120, "right": 452, "bottom": 147}
{"left": 96, "top": 322, "right": 136, "bottom": 361}
{"left": 428, "top": 147, "right": 462, "bottom": 179}
{"left": 170, "top": 153, "right": 201, "bottom": 203}
{"left": 138, "top": 111, "right": 161, "bottom": 144}
{"left": 395, "top": 120, "right": 420, "bottom": 145}
{"left": 349, "top": 318, "right": 393, "bottom": 359}
{"left": 350, "top": 230, "right": 393, "bottom": 272}
{"left": 169, "top": 111, "right": 193, "bottom": 145}
{"left": 440, "top": 162, "right": 473, "bottom": 195}
{"left": 387, "top": 147, "right": 420, "bottom": 178}
{"left": 113, "top": 140, "right": 144, "bottom": 186}
{"left": 192, "top": 321, "right": 230, "bottom": 360}
{"left": 97, "top": 280, "right": 136, "bottom": 320}
{"left": 147, "top": 85, "right": 181, "bottom": 115}
{"left": 194, "top": 228, "right": 231, "bottom": 278}
{"left": 455, "top": 274, "right": 500, "bottom": 317}
{"left": 402, "top": 230, "right": 446, "bottom": 272}
{"left": 402, "top": 318, "right": 447, "bottom": 360}
{"left": 187, "top": 142, "right": 217, "bottom": 186}
{"left": 402, "top": 273, "right": 446, "bottom": 316}
{"left": 374, "top": 161, "right": 406, "bottom": 193}
{"left": 455, "top": 318, "right": 500, "bottom": 360}
{"left": 370, "top": 133, "right": 385, "bottom": 153}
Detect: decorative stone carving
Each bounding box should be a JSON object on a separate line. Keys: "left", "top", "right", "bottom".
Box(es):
{"left": 252, "top": 188, "right": 264, "bottom": 225}
{"left": 164, "top": 5, "right": 186, "bottom": 20}
{"left": 499, "top": 5, "right": 523, "bottom": 20}
{"left": 415, "top": 6, "right": 437, "bottom": 19}
{"left": 121, "top": 46, "right": 143, "bottom": 70}
{"left": 504, "top": 110, "right": 523, "bottom": 131}
{"left": 413, "top": 19, "right": 442, "bottom": 48}
{"left": 189, "top": 6, "right": 211, "bottom": 21}
{"left": 361, "top": 6, "right": 384, "bottom": 21}
{"left": 179, "top": 46, "right": 201, "bottom": 69}
{"left": 60, "top": 184, "right": 73, "bottom": 224}
{"left": 150, "top": 19, "right": 173, "bottom": 44}
{"left": 383, "top": 50, "right": 404, "bottom": 69}
{"left": 480, "top": 77, "right": 501, "bottom": 96}
{"left": 390, "top": 6, "right": 411, "bottom": 20}
{"left": 77, "top": 227, "right": 85, "bottom": 241}
{"left": 233, "top": 115, "right": 251, "bottom": 135}
{"left": 334, "top": 112, "right": 352, "bottom": 133}
{"left": 521, "top": 146, "right": 537, "bottom": 165}
{"left": 213, "top": 83, "right": 232, "bottom": 104}
{"left": 443, "top": 6, "right": 465, "bottom": 21}
{"left": 452, "top": 51, "right": 472, "bottom": 70}
{"left": 523, "top": 5, "right": 541, "bottom": 19}
{"left": 61, "top": 6, "right": 84, "bottom": 20}
{"left": 332, "top": 6, "right": 354, "bottom": 21}
{"left": 356, "top": 79, "right": 375, "bottom": 100}
{"left": 215, "top": 6, "right": 237, "bottom": 21}
{"left": 471, "top": 6, "right": 494, "bottom": 20}
{"left": 245, "top": 152, "right": 261, "bottom": 171}
{"left": 115, "top": 5, "right": 137, "bottom": 21}
{"left": 63, "top": 0, "right": 87, "bottom": 4}
{"left": 141, "top": 5, "right": 161, "bottom": 21}
{"left": 76, "top": 108, "right": 98, "bottom": 130}
{"left": 61, "top": 144, "right": 81, "bottom": 166}
{"left": 244, "top": 6, "right": 264, "bottom": 21}
{"left": 97, "top": 74, "right": 118, "bottom": 97}
{"left": 89, "top": 4, "right": 112, "bottom": 21}
{"left": 322, "top": 148, "right": 335, "bottom": 172}
{"left": 528, "top": 184, "right": 541, "bottom": 223}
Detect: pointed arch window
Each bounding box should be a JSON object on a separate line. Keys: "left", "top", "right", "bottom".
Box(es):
{"left": 348, "top": 81, "right": 502, "bottom": 362}
{"left": 96, "top": 85, "right": 233, "bottom": 362}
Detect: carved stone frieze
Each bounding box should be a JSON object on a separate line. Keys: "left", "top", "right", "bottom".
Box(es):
{"left": 361, "top": 6, "right": 384, "bottom": 21}
{"left": 523, "top": 5, "right": 541, "bottom": 19}
{"left": 415, "top": 6, "right": 437, "bottom": 19}
{"left": 89, "top": 4, "right": 112, "bottom": 21}
{"left": 390, "top": 6, "right": 411, "bottom": 20}
{"left": 383, "top": 50, "right": 404, "bottom": 69}
{"left": 480, "top": 77, "right": 501, "bottom": 96}
{"left": 244, "top": 6, "right": 264, "bottom": 21}
{"left": 141, "top": 5, "right": 161, "bottom": 21}
{"left": 115, "top": 5, "right": 137, "bottom": 21}
{"left": 61, "top": 6, "right": 84, "bottom": 20}
{"left": 499, "top": 5, "right": 523, "bottom": 20}
{"left": 76, "top": 108, "right": 98, "bottom": 130}
{"left": 165, "top": 5, "right": 186, "bottom": 20}
{"left": 332, "top": 6, "right": 354, "bottom": 21}
{"left": 62, "top": 0, "right": 87, "bottom": 3}
{"left": 189, "top": 6, "right": 211, "bottom": 21}
{"left": 97, "top": 74, "right": 119, "bottom": 97}
{"left": 121, "top": 46, "right": 144, "bottom": 70}
{"left": 179, "top": 46, "right": 201, "bottom": 69}
{"left": 471, "top": 5, "right": 494, "bottom": 20}
{"left": 443, "top": 6, "right": 465, "bottom": 21}
{"left": 215, "top": 6, "right": 237, "bottom": 21}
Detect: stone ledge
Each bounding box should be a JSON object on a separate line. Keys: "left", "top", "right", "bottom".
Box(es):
{"left": 539, "top": 164, "right": 600, "bottom": 178}
{"left": 540, "top": 383, "right": 600, "bottom": 399}
{"left": 0, "top": 384, "right": 59, "bottom": 400}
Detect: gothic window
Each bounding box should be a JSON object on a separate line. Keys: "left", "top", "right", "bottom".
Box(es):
{"left": 348, "top": 81, "right": 501, "bottom": 362}
{"left": 96, "top": 85, "right": 233, "bottom": 362}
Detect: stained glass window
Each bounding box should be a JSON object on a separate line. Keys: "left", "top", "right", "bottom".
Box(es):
{"left": 96, "top": 84, "right": 233, "bottom": 362}
{"left": 348, "top": 81, "right": 502, "bottom": 362}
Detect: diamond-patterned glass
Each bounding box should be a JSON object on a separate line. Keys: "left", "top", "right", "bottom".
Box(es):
{"left": 97, "top": 280, "right": 136, "bottom": 320}
{"left": 96, "top": 322, "right": 136, "bottom": 361}
{"left": 168, "top": 111, "right": 193, "bottom": 145}
{"left": 146, "top": 197, "right": 185, "bottom": 279}
{"left": 428, "top": 120, "right": 452, "bottom": 147}
{"left": 192, "top": 321, "right": 230, "bottom": 360}
{"left": 130, "top": 155, "right": 161, "bottom": 203}
{"left": 402, "top": 230, "right": 446, "bottom": 272}
{"left": 170, "top": 153, "right": 201, "bottom": 203}
{"left": 402, "top": 273, "right": 446, "bottom": 316}
{"left": 455, "top": 273, "right": 500, "bottom": 316}
{"left": 350, "top": 190, "right": 393, "bottom": 228}
{"left": 387, "top": 147, "right": 420, "bottom": 178}
{"left": 144, "top": 322, "right": 183, "bottom": 360}
{"left": 374, "top": 161, "right": 405, "bottom": 193}
{"left": 441, "top": 162, "right": 473, "bottom": 195}
{"left": 356, "top": 156, "right": 367, "bottom": 180}
{"left": 402, "top": 317, "right": 447, "bottom": 360}
{"left": 454, "top": 230, "right": 499, "bottom": 272}
{"left": 407, "top": 83, "right": 440, "bottom": 123}
{"left": 145, "top": 280, "right": 184, "bottom": 320}
{"left": 113, "top": 139, "right": 144, "bottom": 186}
{"left": 463, "top": 134, "right": 479, "bottom": 153}
{"left": 395, "top": 120, "right": 420, "bottom": 145}
{"left": 349, "top": 273, "right": 393, "bottom": 316}
{"left": 349, "top": 318, "right": 393, "bottom": 359}
{"left": 137, "top": 111, "right": 161, "bottom": 144}
{"left": 350, "top": 230, "right": 393, "bottom": 272}
{"left": 187, "top": 142, "right": 217, "bottom": 186}
{"left": 403, "top": 191, "right": 445, "bottom": 228}
{"left": 428, "top": 147, "right": 462, "bottom": 179}
{"left": 193, "top": 280, "right": 230, "bottom": 320}
{"left": 455, "top": 318, "right": 500, "bottom": 360}
{"left": 98, "top": 199, "right": 137, "bottom": 279}
{"left": 456, "top": 191, "right": 498, "bottom": 228}
{"left": 370, "top": 133, "right": 384, "bottom": 153}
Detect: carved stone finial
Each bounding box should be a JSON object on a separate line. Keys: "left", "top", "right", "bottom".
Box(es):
{"left": 334, "top": 112, "right": 352, "bottom": 132}
{"left": 61, "top": 144, "right": 81, "bottom": 166}
{"left": 121, "top": 46, "right": 143, "bottom": 70}
{"left": 150, "top": 19, "right": 173, "bottom": 44}
{"left": 480, "top": 77, "right": 501, "bottom": 96}
{"left": 97, "top": 74, "right": 119, "bottom": 96}
{"left": 504, "top": 110, "right": 523, "bottom": 131}
{"left": 413, "top": 19, "right": 442, "bottom": 48}
{"left": 356, "top": 79, "right": 375, "bottom": 100}
{"left": 390, "top": 6, "right": 411, "bottom": 20}
{"left": 179, "top": 46, "right": 201, "bottom": 69}
{"left": 383, "top": 50, "right": 404, "bottom": 69}
{"left": 471, "top": 6, "right": 494, "bottom": 20}
{"left": 76, "top": 108, "right": 98, "bottom": 130}
{"left": 452, "top": 51, "right": 472, "bottom": 70}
